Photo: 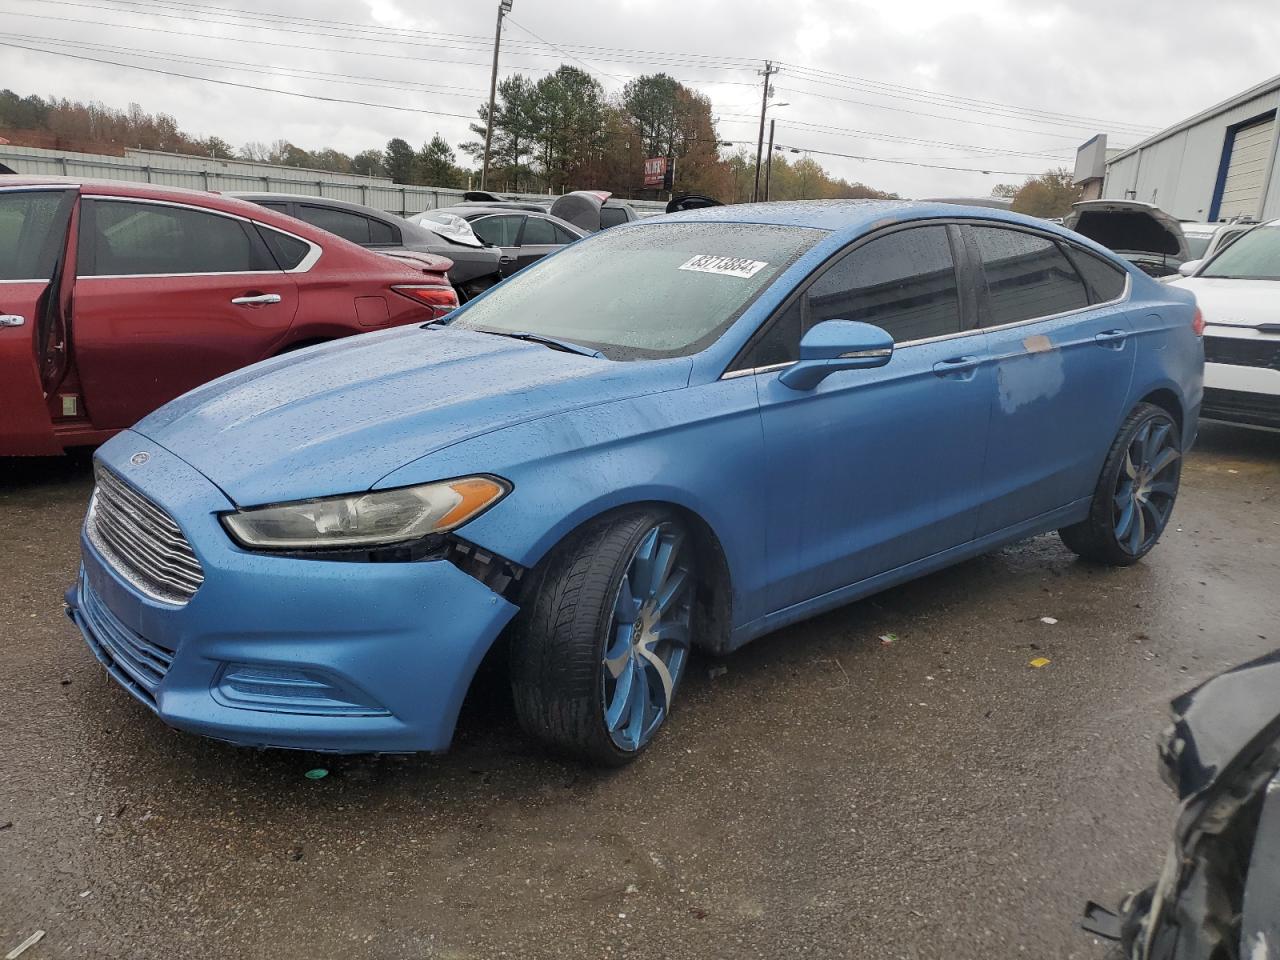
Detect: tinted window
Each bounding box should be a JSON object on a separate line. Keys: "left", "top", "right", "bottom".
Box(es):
{"left": 521, "top": 216, "right": 557, "bottom": 245}
{"left": 806, "top": 226, "right": 962, "bottom": 343}
{"left": 553, "top": 223, "right": 579, "bottom": 244}
{"left": 471, "top": 215, "right": 523, "bottom": 246}
{"left": 84, "top": 201, "right": 267, "bottom": 276}
{"left": 449, "top": 222, "right": 823, "bottom": 361}
{"left": 599, "top": 206, "right": 629, "bottom": 229}
{"left": 972, "top": 227, "right": 1088, "bottom": 325}
{"left": 0, "top": 190, "right": 73, "bottom": 281}
{"left": 257, "top": 226, "right": 312, "bottom": 270}
{"left": 746, "top": 299, "right": 803, "bottom": 368}
{"left": 259, "top": 201, "right": 291, "bottom": 213}
{"left": 1068, "top": 247, "right": 1127, "bottom": 302}
{"left": 368, "top": 218, "right": 398, "bottom": 245}
{"left": 298, "top": 204, "right": 371, "bottom": 245}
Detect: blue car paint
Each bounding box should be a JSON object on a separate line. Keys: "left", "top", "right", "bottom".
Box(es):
{"left": 67, "top": 200, "right": 1202, "bottom": 754}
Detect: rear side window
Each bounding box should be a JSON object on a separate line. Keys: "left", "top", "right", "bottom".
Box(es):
{"left": 806, "top": 225, "right": 963, "bottom": 343}
{"left": 971, "top": 226, "right": 1088, "bottom": 325}
{"left": 1067, "top": 247, "right": 1127, "bottom": 303}
{"left": 599, "top": 206, "right": 630, "bottom": 229}
{"left": 520, "top": 217, "right": 557, "bottom": 245}
{"left": 553, "top": 223, "right": 579, "bottom": 244}
{"left": 471, "top": 215, "right": 523, "bottom": 246}
{"left": 82, "top": 200, "right": 271, "bottom": 276}
{"left": 368, "top": 218, "right": 398, "bottom": 245}
{"left": 0, "top": 190, "right": 74, "bottom": 281}
{"left": 257, "top": 226, "right": 312, "bottom": 270}
{"left": 298, "top": 204, "right": 371, "bottom": 245}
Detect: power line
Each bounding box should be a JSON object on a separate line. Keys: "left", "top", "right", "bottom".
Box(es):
{"left": 0, "top": 39, "right": 480, "bottom": 120}
{"left": 496, "top": 16, "right": 624, "bottom": 85}
{"left": 773, "top": 142, "right": 1047, "bottom": 176}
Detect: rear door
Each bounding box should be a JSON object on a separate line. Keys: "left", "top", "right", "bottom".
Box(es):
{"left": 513, "top": 215, "right": 567, "bottom": 271}
{"left": 964, "top": 224, "right": 1137, "bottom": 535}
{"left": 72, "top": 196, "right": 300, "bottom": 430}
{"left": 0, "top": 186, "right": 77, "bottom": 455}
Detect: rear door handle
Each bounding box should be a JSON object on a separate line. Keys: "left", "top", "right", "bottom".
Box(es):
{"left": 1095, "top": 329, "right": 1128, "bottom": 347}
{"left": 498, "top": 256, "right": 516, "bottom": 264}
{"left": 0, "top": 314, "right": 24, "bottom": 327}
{"left": 932, "top": 355, "right": 982, "bottom": 377}
{"left": 231, "top": 294, "right": 283, "bottom": 306}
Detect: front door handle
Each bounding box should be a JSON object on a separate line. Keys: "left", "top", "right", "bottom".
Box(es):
{"left": 1095, "top": 329, "right": 1128, "bottom": 347}
{"left": 0, "top": 314, "right": 24, "bottom": 327}
{"left": 498, "top": 256, "right": 516, "bottom": 264}
{"left": 231, "top": 293, "right": 282, "bottom": 306}
{"left": 932, "top": 355, "right": 982, "bottom": 378}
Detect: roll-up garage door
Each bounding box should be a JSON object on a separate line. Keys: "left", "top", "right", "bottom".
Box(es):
{"left": 1217, "top": 115, "right": 1276, "bottom": 220}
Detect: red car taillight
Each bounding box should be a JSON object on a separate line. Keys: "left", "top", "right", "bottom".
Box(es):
{"left": 391, "top": 284, "right": 459, "bottom": 321}
{"left": 1191, "top": 306, "right": 1205, "bottom": 337}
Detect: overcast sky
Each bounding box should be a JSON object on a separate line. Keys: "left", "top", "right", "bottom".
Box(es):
{"left": 2, "top": 0, "right": 1278, "bottom": 198}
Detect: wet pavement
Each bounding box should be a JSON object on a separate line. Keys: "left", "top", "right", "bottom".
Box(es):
{"left": 1, "top": 422, "right": 1277, "bottom": 960}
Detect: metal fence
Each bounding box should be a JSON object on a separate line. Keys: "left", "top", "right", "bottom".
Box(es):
{"left": 0, "top": 144, "right": 668, "bottom": 217}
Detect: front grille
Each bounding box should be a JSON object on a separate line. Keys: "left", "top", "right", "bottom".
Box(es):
{"left": 1204, "top": 335, "right": 1280, "bottom": 370}
{"left": 1202, "top": 387, "right": 1280, "bottom": 430}
{"left": 79, "top": 577, "right": 175, "bottom": 702}
{"left": 86, "top": 465, "right": 204, "bottom": 605}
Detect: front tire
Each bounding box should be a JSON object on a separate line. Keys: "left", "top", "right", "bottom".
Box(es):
{"left": 509, "top": 510, "right": 695, "bottom": 765}
{"left": 1059, "top": 403, "right": 1182, "bottom": 565}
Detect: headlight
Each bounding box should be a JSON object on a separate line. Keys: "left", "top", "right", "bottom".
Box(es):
{"left": 221, "top": 476, "right": 509, "bottom": 550}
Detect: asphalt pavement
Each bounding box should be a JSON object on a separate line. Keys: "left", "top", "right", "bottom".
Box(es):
{"left": 1, "top": 421, "right": 1276, "bottom": 960}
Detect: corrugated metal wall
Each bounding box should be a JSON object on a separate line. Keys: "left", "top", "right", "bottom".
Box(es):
{"left": 1103, "top": 88, "right": 1280, "bottom": 222}
{"left": 0, "top": 144, "right": 668, "bottom": 217}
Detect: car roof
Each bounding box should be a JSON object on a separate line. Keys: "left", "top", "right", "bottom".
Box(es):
{"left": 226, "top": 192, "right": 413, "bottom": 222}
{"left": 430, "top": 205, "right": 585, "bottom": 232}
{"left": 638, "top": 198, "right": 1081, "bottom": 239}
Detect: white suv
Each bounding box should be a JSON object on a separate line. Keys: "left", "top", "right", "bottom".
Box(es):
{"left": 1171, "top": 222, "right": 1280, "bottom": 430}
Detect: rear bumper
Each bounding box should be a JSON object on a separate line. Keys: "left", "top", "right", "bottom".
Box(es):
{"left": 66, "top": 433, "right": 519, "bottom": 753}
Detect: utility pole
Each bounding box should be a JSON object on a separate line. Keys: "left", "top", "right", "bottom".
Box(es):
{"left": 764, "top": 118, "right": 777, "bottom": 201}
{"left": 480, "top": 0, "right": 513, "bottom": 191}
{"left": 752, "top": 60, "right": 778, "bottom": 202}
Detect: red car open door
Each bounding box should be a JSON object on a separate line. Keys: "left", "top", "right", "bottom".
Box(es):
{"left": 0, "top": 185, "right": 77, "bottom": 455}
{"left": 71, "top": 196, "right": 300, "bottom": 430}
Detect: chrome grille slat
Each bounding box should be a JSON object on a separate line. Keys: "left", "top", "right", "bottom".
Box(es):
{"left": 87, "top": 465, "right": 205, "bottom": 605}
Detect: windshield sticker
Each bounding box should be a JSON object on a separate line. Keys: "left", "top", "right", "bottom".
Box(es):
{"left": 678, "top": 255, "right": 768, "bottom": 279}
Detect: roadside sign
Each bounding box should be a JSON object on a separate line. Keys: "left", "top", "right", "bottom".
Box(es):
{"left": 643, "top": 157, "right": 666, "bottom": 188}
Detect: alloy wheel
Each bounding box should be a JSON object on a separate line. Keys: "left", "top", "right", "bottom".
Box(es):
{"left": 1113, "top": 416, "right": 1180, "bottom": 556}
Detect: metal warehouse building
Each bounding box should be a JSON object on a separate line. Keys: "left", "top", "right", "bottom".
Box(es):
{"left": 1083, "top": 73, "right": 1280, "bottom": 223}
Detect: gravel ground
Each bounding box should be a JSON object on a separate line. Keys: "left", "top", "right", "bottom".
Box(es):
{"left": 1, "top": 421, "right": 1276, "bottom": 960}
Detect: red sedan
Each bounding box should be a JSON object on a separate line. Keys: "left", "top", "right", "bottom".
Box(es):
{"left": 0, "top": 178, "right": 458, "bottom": 456}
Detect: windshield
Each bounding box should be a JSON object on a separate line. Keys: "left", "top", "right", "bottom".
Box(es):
{"left": 1201, "top": 224, "right": 1280, "bottom": 279}
{"left": 445, "top": 221, "right": 825, "bottom": 360}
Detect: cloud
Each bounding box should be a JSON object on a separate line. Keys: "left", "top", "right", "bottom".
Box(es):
{"left": 3, "top": 0, "right": 1278, "bottom": 198}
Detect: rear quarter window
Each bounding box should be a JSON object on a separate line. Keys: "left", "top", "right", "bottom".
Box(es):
{"left": 1066, "top": 246, "right": 1128, "bottom": 303}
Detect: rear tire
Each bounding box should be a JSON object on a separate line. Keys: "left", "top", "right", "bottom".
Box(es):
{"left": 1059, "top": 403, "right": 1182, "bottom": 566}
{"left": 509, "top": 509, "right": 695, "bottom": 766}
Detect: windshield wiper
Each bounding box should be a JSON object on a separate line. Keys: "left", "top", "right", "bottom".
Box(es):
{"left": 480, "top": 330, "right": 604, "bottom": 359}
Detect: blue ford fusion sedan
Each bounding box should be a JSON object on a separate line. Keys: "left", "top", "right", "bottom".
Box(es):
{"left": 68, "top": 201, "right": 1203, "bottom": 765}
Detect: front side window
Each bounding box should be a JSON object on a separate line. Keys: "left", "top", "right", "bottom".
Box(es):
{"left": 971, "top": 226, "right": 1088, "bottom": 325}
{"left": 471, "top": 215, "right": 523, "bottom": 247}
{"left": 806, "top": 225, "right": 963, "bottom": 343}
{"left": 1201, "top": 225, "right": 1280, "bottom": 279}
{"left": 448, "top": 222, "right": 824, "bottom": 360}
{"left": 82, "top": 200, "right": 269, "bottom": 277}
{"left": 0, "top": 190, "right": 74, "bottom": 281}
{"left": 298, "top": 204, "right": 371, "bottom": 245}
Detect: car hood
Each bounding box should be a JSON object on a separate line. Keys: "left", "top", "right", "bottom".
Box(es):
{"left": 1065, "top": 200, "right": 1188, "bottom": 260}
{"left": 133, "top": 325, "right": 689, "bottom": 505}
{"left": 1169, "top": 276, "right": 1280, "bottom": 328}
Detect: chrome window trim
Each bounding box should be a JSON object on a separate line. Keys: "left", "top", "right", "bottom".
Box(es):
{"left": 719, "top": 229, "right": 1133, "bottom": 380}
{"left": 82, "top": 194, "right": 323, "bottom": 275}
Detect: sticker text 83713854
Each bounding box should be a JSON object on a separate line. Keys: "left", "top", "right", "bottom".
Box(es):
{"left": 678, "top": 255, "right": 769, "bottom": 279}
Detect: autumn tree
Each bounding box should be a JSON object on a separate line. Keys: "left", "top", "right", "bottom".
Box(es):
{"left": 351, "top": 149, "right": 386, "bottom": 178}
{"left": 1008, "top": 168, "right": 1081, "bottom": 218}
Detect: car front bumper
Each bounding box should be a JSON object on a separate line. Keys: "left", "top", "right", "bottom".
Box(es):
{"left": 66, "top": 433, "right": 519, "bottom": 754}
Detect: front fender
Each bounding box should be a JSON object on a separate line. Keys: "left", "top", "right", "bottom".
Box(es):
{"left": 376, "top": 377, "right": 770, "bottom": 628}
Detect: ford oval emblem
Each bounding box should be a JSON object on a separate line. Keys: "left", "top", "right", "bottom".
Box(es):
{"left": 130, "top": 452, "right": 150, "bottom": 466}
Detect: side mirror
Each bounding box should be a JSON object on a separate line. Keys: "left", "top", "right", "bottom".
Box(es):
{"left": 1177, "top": 259, "right": 1204, "bottom": 277}
{"left": 778, "top": 320, "right": 894, "bottom": 391}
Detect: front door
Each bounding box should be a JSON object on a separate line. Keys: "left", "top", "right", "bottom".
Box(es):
{"left": 513, "top": 215, "right": 575, "bottom": 272}
{"left": 72, "top": 197, "right": 300, "bottom": 430}
{"left": 468, "top": 214, "right": 525, "bottom": 277}
{"left": 962, "top": 224, "right": 1138, "bottom": 536}
{"left": 748, "top": 224, "right": 994, "bottom": 613}
{"left": 0, "top": 186, "right": 77, "bottom": 455}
